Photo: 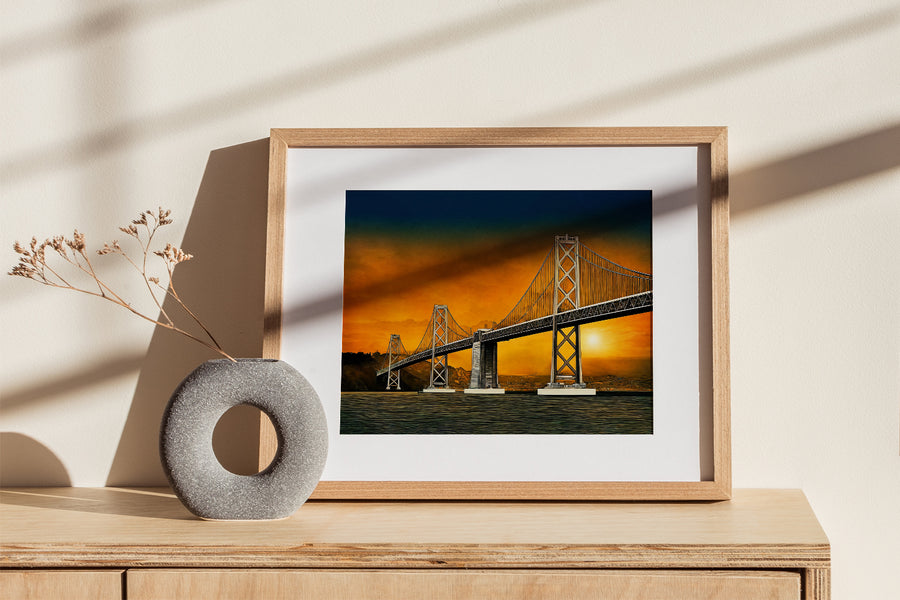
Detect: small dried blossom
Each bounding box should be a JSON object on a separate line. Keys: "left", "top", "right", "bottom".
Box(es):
{"left": 119, "top": 224, "right": 139, "bottom": 237}
{"left": 8, "top": 208, "right": 233, "bottom": 361}
{"left": 66, "top": 230, "right": 86, "bottom": 252}
{"left": 154, "top": 243, "right": 193, "bottom": 266}
{"left": 97, "top": 240, "right": 122, "bottom": 255}
{"left": 158, "top": 208, "right": 173, "bottom": 226}
{"left": 10, "top": 238, "right": 47, "bottom": 282}
{"left": 49, "top": 235, "right": 67, "bottom": 255}
{"left": 30, "top": 237, "right": 45, "bottom": 264}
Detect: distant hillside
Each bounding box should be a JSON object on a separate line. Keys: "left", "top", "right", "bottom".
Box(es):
{"left": 341, "top": 353, "right": 649, "bottom": 392}
{"left": 340, "top": 352, "right": 382, "bottom": 391}
{"left": 341, "top": 352, "right": 471, "bottom": 391}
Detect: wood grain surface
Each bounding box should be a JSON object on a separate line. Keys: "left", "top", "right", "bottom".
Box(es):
{"left": 1, "top": 488, "right": 827, "bottom": 570}
{"left": 0, "top": 570, "right": 123, "bottom": 600}
{"left": 127, "top": 569, "right": 800, "bottom": 600}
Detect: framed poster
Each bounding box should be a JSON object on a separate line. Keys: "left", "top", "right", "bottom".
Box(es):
{"left": 264, "top": 128, "right": 729, "bottom": 500}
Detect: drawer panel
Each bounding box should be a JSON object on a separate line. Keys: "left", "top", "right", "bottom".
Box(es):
{"left": 0, "top": 570, "right": 123, "bottom": 600}
{"left": 127, "top": 569, "right": 800, "bottom": 600}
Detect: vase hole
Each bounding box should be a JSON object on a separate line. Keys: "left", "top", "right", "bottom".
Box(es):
{"left": 212, "top": 404, "right": 277, "bottom": 475}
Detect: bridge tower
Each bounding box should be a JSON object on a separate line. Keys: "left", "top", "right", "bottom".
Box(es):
{"left": 385, "top": 334, "right": 404, "bottom": 390}
{"left": 465, "top": 329, "right": 505, "bottom": 394}
{"left": 539, "top": 235, "right": 596, "bottom": 395}
{"left": 424, "top": 305, "right": 455, "bottom": 393}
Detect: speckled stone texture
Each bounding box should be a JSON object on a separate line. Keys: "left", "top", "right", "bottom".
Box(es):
{"left": 160, "top": 359, "right": 328, "bottom": 520}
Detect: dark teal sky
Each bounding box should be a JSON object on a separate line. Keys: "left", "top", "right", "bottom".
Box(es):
{"left": 345, "top": 190, "right": 651, "bottom": 243}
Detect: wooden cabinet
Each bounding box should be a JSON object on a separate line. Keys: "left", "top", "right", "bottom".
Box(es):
{"left": 0, "top": 488, "right": 829, "bottom": 599}
{"left": 0, "top": 570, "right": 122, "bottom": 600}
{"left": 126, "top": 569, "right": 802, "bottom": 599}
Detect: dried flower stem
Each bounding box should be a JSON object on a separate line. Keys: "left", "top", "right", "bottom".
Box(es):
{"left": 10, "top": 208, "right": 235, "bottom": 361}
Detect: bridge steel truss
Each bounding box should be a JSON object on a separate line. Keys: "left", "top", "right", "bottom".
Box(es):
{"left": 384, "top": 334, "right": 406, "bottom": 390}
{"left": 428, "top": 305, "right": 450, "bottom": 390}
{"left": 549, "top": 235, "right": 585, "bottom": 389}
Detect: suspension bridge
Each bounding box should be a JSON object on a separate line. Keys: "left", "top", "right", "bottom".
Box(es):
{"left": 374, "top": 235, "right": 652, "bottom": 395}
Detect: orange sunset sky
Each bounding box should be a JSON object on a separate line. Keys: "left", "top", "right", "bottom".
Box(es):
{"left": 341, "top": 190, "right": 652, "bottom": 377}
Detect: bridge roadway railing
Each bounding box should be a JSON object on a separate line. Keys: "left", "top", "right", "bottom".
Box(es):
{"left": 484, "top": 290, "right": 652, "bottom": 343}
{"left": 375, "top": 291, "right": 652, "bottom": 377}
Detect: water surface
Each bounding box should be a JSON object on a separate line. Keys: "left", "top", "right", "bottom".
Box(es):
{"left": 340, "top": 391, "right": 652, "bottom": 435}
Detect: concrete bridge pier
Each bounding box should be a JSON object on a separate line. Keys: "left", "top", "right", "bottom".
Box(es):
{"left": 422, "top": 351, "right": 456, "bottom": 393}
{"left": 465, "top": 329, "right": 505, "bottom": 394}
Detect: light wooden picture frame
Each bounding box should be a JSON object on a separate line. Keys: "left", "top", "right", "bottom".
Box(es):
{"left": 264, "top": 127, "right": 730, "bottom": 500}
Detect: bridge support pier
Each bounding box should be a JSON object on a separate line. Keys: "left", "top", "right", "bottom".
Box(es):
{"left": 538, "top": 323, "right": 596, "bottom": 396}
{"left": 422, "top": 353, "right": 456, "bottom": 393}
{"left": 465, "top": 330, "right": 505, "bottom": 395}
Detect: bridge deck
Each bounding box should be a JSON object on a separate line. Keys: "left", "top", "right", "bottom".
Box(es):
{"left": 376, "top": 291, "right": 652, "bottom": 376}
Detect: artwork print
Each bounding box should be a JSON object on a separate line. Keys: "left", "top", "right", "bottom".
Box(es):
{"left": 340, "top": 190, "right": 652, "bottom": 435}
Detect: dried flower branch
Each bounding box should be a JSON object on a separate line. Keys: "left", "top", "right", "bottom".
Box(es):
{"left": 9, "top": 208, "right": 235, "bottom": 361}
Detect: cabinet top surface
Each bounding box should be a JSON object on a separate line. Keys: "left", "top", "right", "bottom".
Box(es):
{"left": 0, "top": 487, "right": 828, "bottom": 569}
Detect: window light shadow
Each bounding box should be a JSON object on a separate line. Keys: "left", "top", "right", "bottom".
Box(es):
{"left": 0, "top": 0, "right": 229, "bottom": 66}
{"left": 1, "top": 353, "right": 145, "bottom": 411}
{"left": 5, "top": 5, "right": 895, "bottom": 185}
{"left": 279, "top": 192, "right": 694, "bottom": 330}
{"left": 4, "top": 123, "right": 896, "bottom": 485}
{"left": 730, "top": 123, "right": 900, "bottom": 215}
{"left": 1, "top": 0, "right": 598, "bottom": 184}
{"left": 0, "top": 487, "right": 192, "bottom": 519}
{"left": 519, "top": 8, "right": 898, "bottom": 125}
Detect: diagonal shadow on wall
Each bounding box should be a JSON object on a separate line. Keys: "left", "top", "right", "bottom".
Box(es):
{"left": 276, "top": 122, "right": 900, "bottom": 330}
{"left": 104, "top": 139, "right": 270, "bottom": 486}
{"left": 3, "top": 124, "right": 897, "bottom": 485}
{"left": 6, "top": 4, "right": 895, "bottom": 186}
{"left": 0, "top": 0, "right": 229, "bottom": 66}
{"left": 1, "top": 0, "right": 598, "bottom": 184}
{"left": 520, "top": 10, "right": 898, "bottom": 126}
{"left": 730, "top": 123, "right": 900, "bottom": 215}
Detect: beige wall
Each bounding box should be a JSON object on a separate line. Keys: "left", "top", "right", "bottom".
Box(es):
{"left": 2, "top": 1, "right": 898, "bottom": 596}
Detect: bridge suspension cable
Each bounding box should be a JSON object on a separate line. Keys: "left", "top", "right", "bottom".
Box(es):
{"left": 494, "top": 249, "right": 553, "bottom": 329}
{"left": 578, "top": 244, "right": 652, "bottom": 306}
{"left": 378, "top": 334, "right": 409, "bottom": 371}
{"left": 491, "top": 241, "right": 652, "bottom": 331}
{"left": 412, "top": 305, "right": 472, "bottom": 355}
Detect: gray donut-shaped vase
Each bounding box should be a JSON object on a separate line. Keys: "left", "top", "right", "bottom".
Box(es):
{"left": 160, "top": 359, "right": 328, "bottom": 520}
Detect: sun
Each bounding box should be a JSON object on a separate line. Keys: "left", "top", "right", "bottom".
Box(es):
{"left": 582, "top": 329, "right": 604, "bottom": 353}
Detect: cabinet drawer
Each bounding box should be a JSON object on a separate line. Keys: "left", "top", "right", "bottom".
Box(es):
{"left": 128, "top": 569, "right": 801, "bottom": 600}
{"left": 0, "top": 570, "right": 123, "bottom": 600}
